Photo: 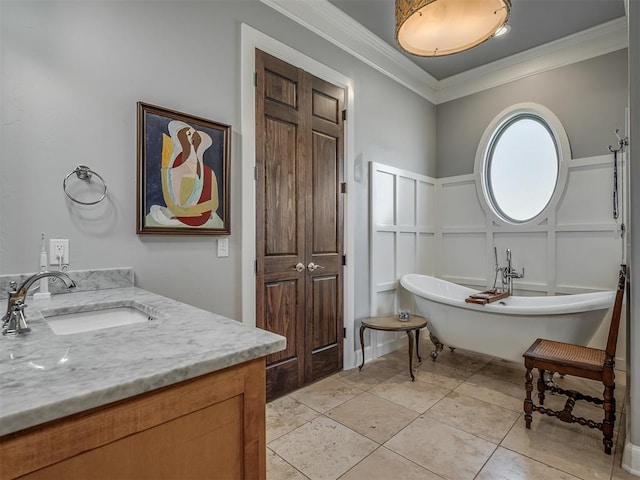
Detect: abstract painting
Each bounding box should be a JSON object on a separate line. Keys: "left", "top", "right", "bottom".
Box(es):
{"left": 137, "top": 102, "right": 230, "bottom": 235}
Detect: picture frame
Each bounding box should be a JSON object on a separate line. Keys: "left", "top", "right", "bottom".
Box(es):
{"left": 136, "top": 102, "right": 231, "bottom": 235}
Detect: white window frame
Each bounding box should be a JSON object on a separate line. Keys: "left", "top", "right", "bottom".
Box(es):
{"left": 474, "top": 102, "right": 571, "bottom": 227}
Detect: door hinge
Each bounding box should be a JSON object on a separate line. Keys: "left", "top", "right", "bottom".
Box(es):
{"left": 340, "top": 182, "right": 346, "bottom": 194}
{"left": 254, "top": 166, "right": 258, "bottom": 181}
{"left": 254, "top": 259, "right": 257, "bottom": 273}
{"left": 342, "top": 254, "right": 346, "bottom": 266}
{"left": 343, "top": 327, "right": 346, "bottom": 338}
{"left": 254, "top": 72, "right": 258, "bottom": 87}
{"left": 342, "top": 109, "right": 347, "bottom": 121}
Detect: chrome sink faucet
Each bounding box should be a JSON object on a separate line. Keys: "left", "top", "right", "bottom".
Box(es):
{"left": 501, "top": 248, "right": 524, "bottom": 294}
{"left": 2, "top": 271, "right": 76, "bottom": 335}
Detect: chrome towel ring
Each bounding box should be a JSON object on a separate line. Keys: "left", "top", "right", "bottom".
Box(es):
{"left": 63, "top": 165, "right": 108, "bottom": 205}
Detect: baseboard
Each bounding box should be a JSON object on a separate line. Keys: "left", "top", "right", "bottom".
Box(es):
{"left": 353, "top": 336, "right": 405, "bottom": 369}
{"left": 622, "top": 440, "right": 640, "bottom": 476}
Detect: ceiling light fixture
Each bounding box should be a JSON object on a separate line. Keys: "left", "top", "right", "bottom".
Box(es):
{"left": 395, "top": 0, "right": 512, "bottom": 57}
{"left": 493, "top": 23, "right": 511, "bottom": 37}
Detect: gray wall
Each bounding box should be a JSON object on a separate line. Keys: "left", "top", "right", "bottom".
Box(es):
{"left": 436, "top": 49, "right": 628, "bottom": 177}
{"left": 0, "top": 1, "right": 437, "bottom": 321}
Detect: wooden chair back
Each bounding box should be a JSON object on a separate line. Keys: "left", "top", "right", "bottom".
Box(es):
{"left": 604, "top": 265, "right": 627, "bottom": 362}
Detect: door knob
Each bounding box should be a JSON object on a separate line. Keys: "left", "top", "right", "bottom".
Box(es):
{"left": 307, "top": 262, "right": 325, "bottom": 272}
{"left": 294, "top": 262, "right": 306, "bottom": 272}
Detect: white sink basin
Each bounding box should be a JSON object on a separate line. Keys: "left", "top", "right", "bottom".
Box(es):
{"left": 45, "top": 306, "right": 154, "bottom": 335}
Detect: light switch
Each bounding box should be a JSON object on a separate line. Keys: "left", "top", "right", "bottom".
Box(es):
{"left": 217, "top": 238, "right": 229, "bottom": 257}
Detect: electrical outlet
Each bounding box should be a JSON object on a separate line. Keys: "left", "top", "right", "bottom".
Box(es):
{"left": 217, "top": 238, "right": 229, "bottom": 258}
{"left": 50, "top": 239, "right": 70, "bottom": 266}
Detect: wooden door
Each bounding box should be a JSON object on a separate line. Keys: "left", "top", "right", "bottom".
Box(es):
{"left": 255, "top": 50, "right": 344, "bottom": 399}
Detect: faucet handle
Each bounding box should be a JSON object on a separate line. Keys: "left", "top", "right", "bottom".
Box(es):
{"left": 9, "top": 281, "right": 17, "bottom": 292}
{"left": 2, "top": 300, "right": 30, "bottom": 335}
{"left": 12, "top": 300, "right": 27, "bottom": 311}
{"left": 12, "top": 300, "right": 30, "bottom": 333}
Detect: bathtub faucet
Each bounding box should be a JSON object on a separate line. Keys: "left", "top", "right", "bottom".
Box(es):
{"left": 501, "top": 249, "right": 524, "bottom": 294}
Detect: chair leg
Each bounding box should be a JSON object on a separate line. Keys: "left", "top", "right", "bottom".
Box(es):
{"left": 537, "top": 369, "right": 546, "bottom": 405}
{"left": 612, "top": 396, "right": 617, "bottom": 422}
{"left": 524, "top": 366, "right": 534, "bottom": 429}
{"left": 603, "top": 383, "right": 615, "bottom": 455}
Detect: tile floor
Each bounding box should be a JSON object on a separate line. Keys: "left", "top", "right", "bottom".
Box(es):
{"left": 266, "top": 342, "right": 635, "bottom": 480}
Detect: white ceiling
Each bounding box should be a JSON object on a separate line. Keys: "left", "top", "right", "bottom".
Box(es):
{"left": 328, "top": 0, "right": 627, "bottom": 80}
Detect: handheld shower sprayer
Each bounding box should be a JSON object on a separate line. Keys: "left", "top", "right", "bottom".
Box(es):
{"left": 492, "top": 247, "right": 500, "bottom": 291}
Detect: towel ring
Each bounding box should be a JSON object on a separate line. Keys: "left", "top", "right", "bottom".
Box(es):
{"left": 63, "top": 165, "right": 108, "bottom": 205}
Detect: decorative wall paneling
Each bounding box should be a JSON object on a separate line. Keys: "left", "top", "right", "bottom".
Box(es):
{"left": 437, "top": 154, "right": 627, "bottom": 363}
{"left": 437, "top": 156, "right": 624, "bottom": 292}
{"left": 366, "top": 162, "right": 436, "bottom": 365}
{"left": 368, "top": 154, "right": 626, "bottom": 365}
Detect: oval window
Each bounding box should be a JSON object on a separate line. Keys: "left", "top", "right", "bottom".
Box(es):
{"left": 485, "top": 114, "right": 559, "bottom": 223}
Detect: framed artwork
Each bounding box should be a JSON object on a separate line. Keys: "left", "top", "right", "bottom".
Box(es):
{"left": 136, "top": 102, "right": 231, "bottom": 235}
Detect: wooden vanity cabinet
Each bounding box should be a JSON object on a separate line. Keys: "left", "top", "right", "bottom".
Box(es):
{"left": 0, "top": 358, "right": 267, "bottom": 480}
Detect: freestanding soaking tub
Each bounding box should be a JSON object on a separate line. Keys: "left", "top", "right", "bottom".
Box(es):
{"left": 400, "top": 274, "right": 616, "bottom": 362}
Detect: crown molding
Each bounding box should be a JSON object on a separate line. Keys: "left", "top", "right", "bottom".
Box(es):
{"left": 260, "top": 0, "right": 438, "bottom": 102}
{"left": 260, "top": 0, "right": 628, "bottom": 105}
{"left": 435, "top": 17, "right": 629, "bottom": 103}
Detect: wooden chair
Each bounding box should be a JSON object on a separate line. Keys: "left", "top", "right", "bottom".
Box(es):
{"left": 523, "top": 264, "right": 627, "bottom": 454}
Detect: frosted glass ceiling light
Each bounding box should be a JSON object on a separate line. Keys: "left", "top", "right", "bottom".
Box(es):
{"left": 395, "top": 0, "right": 511, "bottom": 57}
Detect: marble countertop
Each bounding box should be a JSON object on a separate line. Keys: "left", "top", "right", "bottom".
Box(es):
{"left": 0, "top": 286, "right": 286, "bottom": 436}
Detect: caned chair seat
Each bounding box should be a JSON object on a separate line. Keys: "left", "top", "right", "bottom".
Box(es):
{"left": 523, "top": 265, "right": 626, "bottom": 455}
{"left": 524, "top": 339, "right": 606, "bottom": 372}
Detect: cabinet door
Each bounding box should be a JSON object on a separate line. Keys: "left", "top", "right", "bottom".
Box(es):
{"left": 1, "top": 359, "right": 266, "bottom": 480}
{"left": 23, "top": 397, "right": 244, "bottom": 480}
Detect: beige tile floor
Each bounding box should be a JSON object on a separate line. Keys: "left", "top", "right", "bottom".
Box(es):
{"left": 266, "top": 342, "right": 635, "bottom": 480}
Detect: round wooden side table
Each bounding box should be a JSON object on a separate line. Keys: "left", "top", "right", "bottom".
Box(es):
{"left": 359, "top": 314, "right": 428, "bottom": 381}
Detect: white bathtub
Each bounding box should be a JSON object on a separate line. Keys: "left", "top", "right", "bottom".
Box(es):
{"left": 400, "top": 274, "right": 615, "bottom": 362}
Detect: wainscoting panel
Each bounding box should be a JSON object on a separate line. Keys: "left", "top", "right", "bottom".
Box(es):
{"left": 557, "top": 231, "right": 622, "bottom": 290}
{"left": 397, "top": 232, "right": 417, "bottom": 278}
{"left": 369, "top": 162, "right": 437, "bottom": 361}
{"left": 418, "top": 181, "right": 437, "bottom": 228}
{"left": 370, "top": 162, "right": 437, "bottom": 316}
{"left": 440, "top": 233, "right": 486, "bottom": 283}
{"left": 557, "top": 157, "right": 615, "bottom": 225}
{"left": 369, "top": 153, "right": 625, "bottom": 365}
{"left": 398, "top": 177, "right": 416, "bottom": 226}
{"left": 373, "top": 231, "right": 395, "bottom": 286}
{"left": 493, "top": 232, "right": 548, "bottom": 290}
{"left": 439, "top": 177, "right": 485, "bottom": 228}
{"left": 373, "top": 290, "right": 397, "bottom": 317}
{"left": 418, "top": 233, "right": 436, "bottom": 274}
{"left": 373, "top": 170, "right": 395, "bottom": 226}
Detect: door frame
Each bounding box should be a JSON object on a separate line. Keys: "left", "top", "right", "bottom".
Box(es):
{"left": 240, "top": 24, "right": 356, "bottom": 370}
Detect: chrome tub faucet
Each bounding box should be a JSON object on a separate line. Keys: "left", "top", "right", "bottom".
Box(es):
{"left": 2, "top": 271, "right": 76, "bottom": 335}
{"left": 502, "top": 248, "right": 524, "bottom": 294}
{"left": 493, "top": 248, "right": 524, "bottom": 295}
